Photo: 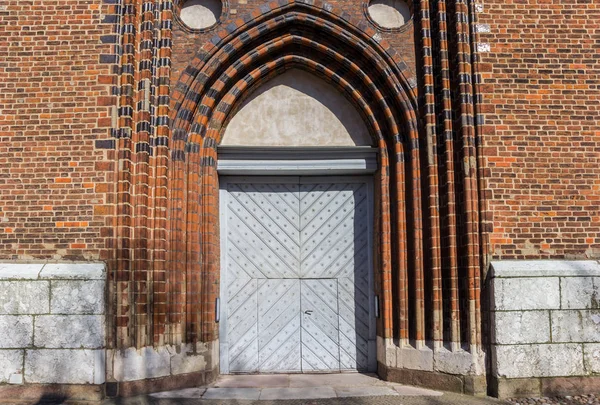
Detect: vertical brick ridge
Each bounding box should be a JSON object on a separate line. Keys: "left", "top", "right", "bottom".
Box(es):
{"left": 131, "top": 0, "right": 152, "bottom": 350}
{"left": 416, "top": 0, "right": 443, "bottom": 346}
{"left": 466, "top": 0, "right": 487, "bottom": 350}
{"left": 407, "top": 0, "right": 486, "bottom": 352}
{"left": 447, "top": 0, "right": 482, "bottom": 349}
{"left": 152, "top": 0, "right": 173, "bottom": 347}
{"left": 107, "top": 0, "right": 174, "bottom": 349}
{"left": 431, "top": 0, "right": 461, "bottom": 348}
{"left": 100, "top": 0, "right": 126, "bottom": 350}
{"left": 113, "top": 0, "right": 136, "bottom": 349}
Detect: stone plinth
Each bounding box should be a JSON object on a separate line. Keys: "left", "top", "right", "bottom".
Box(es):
{"left": 490, "top": 260, "right": 600, "bottom": 398}
{"left": 0, "top": 262, "right": 106, "bottom": 387}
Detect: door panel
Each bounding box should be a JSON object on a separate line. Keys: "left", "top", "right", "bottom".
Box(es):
{"left": 299, "top": 182, "right": 369, "bottom": 279}
{"left": 227, "top": 182, "right": 300, "bottom": 279}
{"left": 222, "top": 177, "right": 374, "bottom": 374}
{"left": 258, "top": 279, "right": 301, "bottom": 372}
{"left": 227, "top": 278, "right": 258, "bottom": 372}
{"left": 338, "top": 277, "right": 370, "bottom": 371}
{"left": 301, "top": 279, "right": 340, "bottom": 371}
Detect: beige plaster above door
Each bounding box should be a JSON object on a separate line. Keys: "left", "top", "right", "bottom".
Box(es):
{"left": 221, "top": 69, "right": 373, "bottom": 147}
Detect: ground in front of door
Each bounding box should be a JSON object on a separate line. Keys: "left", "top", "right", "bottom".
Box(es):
{"left": 100, "top": 373, "right": 509, "bottom": 404}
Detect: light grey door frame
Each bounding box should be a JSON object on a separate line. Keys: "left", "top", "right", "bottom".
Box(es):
{"left": 219, "top": 165, "right": 376, "bottom": 374}
{"left": 217, "top": 146, "right": 378, "bottom": 176}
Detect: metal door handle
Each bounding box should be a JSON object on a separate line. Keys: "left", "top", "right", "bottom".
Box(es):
{"left": 304, "top": 310, "right": 313, "bottom": 315}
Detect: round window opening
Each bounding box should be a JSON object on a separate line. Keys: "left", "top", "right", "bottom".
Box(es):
{"left": 367, "top": 0, "right": 412, "bottom": 29}
{"left": 180, "top": 0, "right": 222, "bottom": 30}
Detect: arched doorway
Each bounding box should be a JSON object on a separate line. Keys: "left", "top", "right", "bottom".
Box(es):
{"left": 168, "top": 4, "right": 420, "bottom": 349}
{"left": 168, "top": 0, "right": 484, "bottom": 388}
{"left": 217, "top": 69, "right": 377, "bottom": 373}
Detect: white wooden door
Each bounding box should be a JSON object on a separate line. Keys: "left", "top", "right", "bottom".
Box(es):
{"left": 220, "top": 177, "right": 375, "bottom": 374}
{"left": 300, "top": 279, "right": 339, "bottom": 371}
{"left": 224, "top": 180, "right": 300, "bottom": 373}
{"left": 299, "top": 180, "right": 372, "bottom": 371}
{"left": 258, "top": 279, "right": 301, "bottom": 372}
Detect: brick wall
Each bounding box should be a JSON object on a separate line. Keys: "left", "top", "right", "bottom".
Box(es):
{"left": 1, "top": 0, "right": 487, "bottom": 354}
{"left": 0, "top": 0, "right": 116, "bottom": 261}
{"left": 170, "top": 0, "right": 416, "bottom": 89}
{"left": 478, "top": 0, "right": 600, "bottom": 259}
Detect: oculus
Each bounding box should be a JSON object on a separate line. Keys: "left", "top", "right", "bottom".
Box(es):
{"left": 180, "top": 0, "right": 222, "bottom": 30}
{"left": 367, "top": 0, "right": 412, "bottom": 29}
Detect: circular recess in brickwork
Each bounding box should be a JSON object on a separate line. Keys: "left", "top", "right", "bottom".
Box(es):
{"left": 179, "top": 0, "right": 223, "bottom": 30}
{"left": 367, "top": 0, "right": 412, "bottom": 29}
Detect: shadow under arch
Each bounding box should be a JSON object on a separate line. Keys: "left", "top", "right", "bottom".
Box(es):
{"left": 167, "top": 0, "right": 426, "bottom": 348}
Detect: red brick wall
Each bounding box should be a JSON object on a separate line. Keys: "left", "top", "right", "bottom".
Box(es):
{"left": 1, "top": 0, "right": 486, "bottom": 351}
{"left": 478, "top": 0, "right": 600, "bottom": 259}
{"left": 0, "top": 0, "right": 116, "bottom": 260}
{"left": 170, "top": 0, "right": 416, "bottom": 88}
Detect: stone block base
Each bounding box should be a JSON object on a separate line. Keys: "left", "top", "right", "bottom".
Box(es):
{"left": 491, "top": 376, "right": 600, "bottom": 399}
{"left": 107, "top": 368, "right": 219, "bottom": 398}
{"left": 105, "top": 341, "right": 219, "bottom": 398}
{"left": 490, "top": 260, "right": 600, "bottom": 393}
{"left": 378, "top": 362, "right": 487, "bottom": 395}
{"left": 0, "top": 262, "right": 106, "bottom": 389}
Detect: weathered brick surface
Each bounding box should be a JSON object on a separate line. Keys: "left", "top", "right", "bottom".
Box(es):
{"left": 478, "top": 0, "right": 600, "bottom": 259}
{"left": 0, "top": 0, "right": 116, "bottom": 260}
{"left": 0, "top": 0, "right": 487, "bottom": 354}
{"left": 170, "top": 0, "right": 417, "bottom": 87}
{"left": 6, "top": 0, "right": 597, "bottom": 373}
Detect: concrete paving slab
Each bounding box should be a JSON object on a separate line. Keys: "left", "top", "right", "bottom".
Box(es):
{"left": 391, "top": 384, "right": 444, "bottom": 396}
{"left": 202, "top": 388, "right": 261, "bottom": 400}
{"left": 288, "top": 373, "right": 385, "bottom": 388}
{"left": 215, "top": 374, "right": 290, "bottom": 388}
{"left": 259, "top": 387, "right": 337, "bottom": 400}
{"left": 103, "top": 391, "right": 510, "bottom": 405}
{"left": 149, "top": 388, "right": 206, "bottom": 398}
{"left": 335, "top": 386, "right": 400, "bottom": 397}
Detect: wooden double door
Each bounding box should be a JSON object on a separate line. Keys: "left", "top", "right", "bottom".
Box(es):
{"left": 219, "top": 177, "right": 376, "bottom": 374}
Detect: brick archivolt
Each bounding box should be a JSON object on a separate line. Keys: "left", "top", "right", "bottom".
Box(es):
{"left": 168, "top": 1, "right": 423, "bottom": 345}
{"left": 109, "top": 0, "right": 487, "bottom": 358}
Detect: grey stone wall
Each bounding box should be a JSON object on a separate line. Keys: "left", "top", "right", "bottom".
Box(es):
{"left": 0, "top": 263, "right": 106, "bottom": 385}
{"left": 490, "top": 260, "right": 600, "bottom": 396}
{"left": 378, "top": 338, "right": 486, "bottom": 378}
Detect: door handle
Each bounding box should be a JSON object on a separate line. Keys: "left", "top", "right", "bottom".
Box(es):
{"left": 304, "top": 310, "right": 313, "bottom": 315}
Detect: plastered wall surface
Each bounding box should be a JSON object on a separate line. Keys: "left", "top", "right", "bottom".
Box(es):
{"left": 222, "top": 69, "right": 373, "bottom": 147}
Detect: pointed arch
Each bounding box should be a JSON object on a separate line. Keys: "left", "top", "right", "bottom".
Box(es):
{"left": 220, "top": 68, "right": 373, "bottom": 146}
{"left": 167, "top": 0, "right": 426, "bottom": 345}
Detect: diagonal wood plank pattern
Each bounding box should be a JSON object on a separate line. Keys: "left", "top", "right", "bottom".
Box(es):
{"left": 227, "top": 277, "right": 258, "bottom": 372}
{"left": 258, "top": 279, "right": 301, "bottom": 372}
{"left": 223, "top": 178, "right": 374, "bottom": 373}
{"left": 301, "top": 279, "right": 340, "bottom": 371}
{"left": 227, "top": 182, "right": 300, "bottom": 279}
{"left": 300, "top": 182, "right": 369, "bottom": 279}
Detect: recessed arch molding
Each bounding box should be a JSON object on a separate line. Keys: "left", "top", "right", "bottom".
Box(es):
{"left": 169, "top": 1, "right": 423, "bottom": 345}
{"left": 106, "top": 0, "right": 489, "bottom": 392}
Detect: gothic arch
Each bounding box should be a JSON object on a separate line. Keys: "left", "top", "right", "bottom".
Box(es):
{"left": 168, "top": 0, "right": 426, "bottom": 346}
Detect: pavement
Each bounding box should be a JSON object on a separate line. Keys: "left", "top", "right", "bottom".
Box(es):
{"left": 101, "top": 373, "right": 509, "bottom": 405}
